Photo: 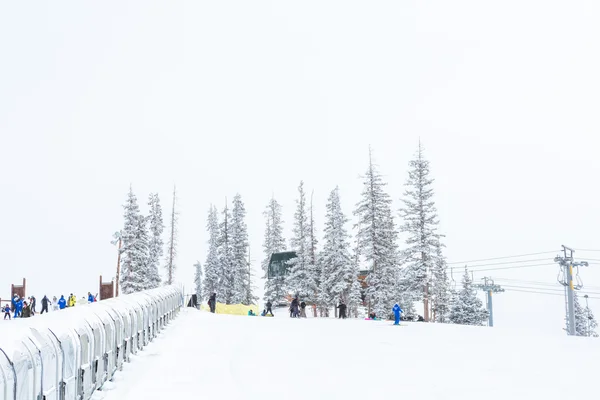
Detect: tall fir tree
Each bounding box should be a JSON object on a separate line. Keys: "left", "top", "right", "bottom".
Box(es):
{"left": 430, "top": 240, "right": 451, "bottom": 323}
{"left": 286, "top": 181, "right": 318, "bottom": 300}
{"left": 399, "top": 141, "right": 445, "bottom": 322}
{"left": 202, "top": 205, "right": 221, "bottom": 300}
{"left": 147, "top": 193, "right": 164, "bottom": 289}
{"left": 449, "top": 268, "right": 488, "bottom": 326}
{"left": 230, "top": 194, "right": 254, "bottom": 304}
{"left": 164, "top": 185, "right": 179, "bottom": 285}
{"left": 262, "top": 196, "right": 287, "bottom": 303}
{"left": 218, "top": 200, "right": 234, "bottom": 304}
{"left": 319, "top": 187, "right": 355, "bottom": 314}
{"left": 194, "top": 261, "right": 202, "bottom": 307}
{"left": 354, "top": 149, "right": 399, "bottom": 318}
{"left": 569, "top": 292, "right": 599, "bottom": 337}
{"left": 120, "top": 186, "right": 150, "bottom": 294}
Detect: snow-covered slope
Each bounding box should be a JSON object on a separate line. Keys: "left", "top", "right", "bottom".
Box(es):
{"left": 96, "top": 308, "right": 599, "bottom": 400}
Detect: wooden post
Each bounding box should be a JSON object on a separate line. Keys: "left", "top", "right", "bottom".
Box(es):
{"left": 115, "top": 237, "right": 121, "bottom": 297}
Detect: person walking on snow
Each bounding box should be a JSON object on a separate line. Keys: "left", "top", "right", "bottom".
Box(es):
{"left": 265, "top": 300, "right": 274, "bottom": 316}
{"left": 58, "top": 295, "right": 67, "bottom": 310}
{"left": 392, "top": 303, "right": 403, "bottom": 325}
{"left": 208, "top": 293, "right": 216, "bottom": 313}
{"left": 3, "top": 304, "right": 10, "bottom": 320}
{"left": 337, "top": 300, "right": 347, "bottom": 319}
{"left": 14, "top": 297, "right": 23, "bottom": 318}
{"left": 52, "top": 296, "right": 58, "bottom": 311}
{"left": 41, "top": 295, "right": 49, "bottom": 314}
{"left": 30, "top": 296, "right": 37, "bottom": 314}
{"left": 300, "top": 301, "right": 307, "bottom": 318}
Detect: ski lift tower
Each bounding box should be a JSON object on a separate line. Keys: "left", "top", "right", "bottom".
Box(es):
{"left": 555, "top": 245, "right": 588, "bottom": 336}
{"left": 474, "top": 277, "right": 504, "bottom": 327}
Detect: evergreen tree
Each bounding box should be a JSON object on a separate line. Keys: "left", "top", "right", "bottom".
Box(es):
{"left": 354, "top": 149, "right": 399, "bottom": 318}
{"left": 230, "top": 194, "right": 254, "bottom": 304}
{"left": 431, "top": 240, "right": 451, "bottom": 323}
{"left": 194, "top": 261, "right": 202, "bottom": 307}
{"left": 218, "top": 201, "right": 234, "bottom": 304}
{"left": 147, "top": 193, "right": 164, "bottom": 289}
{"left": 399, "top": 141, "right": 445, "bottom": 322}
{"left": 164, "top": 185, "right": 179, "bottom": 285}
{"left": 319, "top": 187, "right": 354, "bottom": 313}
{"left": 308, "top": 191, "right": 320, "bottom": 310}
{"left": 286, "top": 181, "right": 317, "bottom": 300}
{"left": 202, "top": 205, "right": 221, "bottom": 300}
{"left": 120, "top": 186, "right": 150, "bottom": 294}
{"left": 449, "top": 268, "right": 488, "bottom": 326}
{"left": 570, "top": 292, "right": 599, "bottom": 337}
{"left": 262, "top": 197, "right": 287, "bottom": 303}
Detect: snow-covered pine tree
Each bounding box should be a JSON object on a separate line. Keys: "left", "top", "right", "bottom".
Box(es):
{"left": 431, "top": 240, "right": 451, "bottom": 323}
{"left": 194, "top": 261, "right": 202, "bottom": 308}
{"left": 319, "top": 187, "right": 354, "bottom": 315}
{"left": 218, "top": 200, "right": 234, "bottom": 304}
{"left": 354, "top": 149, "right": 399, "bottom": 318}
{"left": 202, "top": 205, "right": 221, "bottom": 300}
{"left": 308, "top": 191, "right": 320, "bottom": 314}
{"left": 399, "top": 141, "right": 445, "bottom": 322}
{"left": 230, "top": 194, "right": 254, "bottom": 304}
{"left": 120, "top": 186, "right": 151, "bottom": 294}
{"left": 147, "top": 193, "right": 164, "bottom": 289}
{"left": 569, "top": 292, "right": 599, "bottom": 337}
{"left": 262, "top": 196, "right": 287, "bottom": 303}
{"left": 449, "top": 268, "right": 488, "bottom": 326}
{"left": 286, "top": 181, "right": 318, "bottom": 300}
{"left": 164, "top": 185, "right": 179, "bottom": 285}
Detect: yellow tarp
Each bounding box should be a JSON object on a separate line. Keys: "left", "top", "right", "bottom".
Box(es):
{"left": 200, "top": 302, "right": 259, "bottom": 316}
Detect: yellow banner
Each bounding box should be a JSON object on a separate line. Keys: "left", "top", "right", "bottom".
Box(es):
{"left": 200, "top": 302, "right": 259, "bottom": 316}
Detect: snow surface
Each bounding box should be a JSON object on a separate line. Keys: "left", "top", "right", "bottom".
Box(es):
{"left": 96, "top": 308, "right": 600, "bottom": 400}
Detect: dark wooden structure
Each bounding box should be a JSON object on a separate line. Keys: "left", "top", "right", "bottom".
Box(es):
{"left": 11, "top": 278, "right": 26, "bottom": 300}
{"left": 267, "top": 251, "right": 297, "bottom": 279}
{"left": 99, "top": 276, "right": 114, "bottom": 300}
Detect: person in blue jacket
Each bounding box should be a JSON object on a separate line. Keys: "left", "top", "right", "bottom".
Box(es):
{"left": 88, "top": 292, "right": 94, "bottom": 303}
{"left": 14, "top": 297, "right": 23, "bottom": 318}
{"left": 392, "top": 303, "right": 403, "bottom": 325}
{"left": 58, "top": 295, "right": 67, "bottom": 310}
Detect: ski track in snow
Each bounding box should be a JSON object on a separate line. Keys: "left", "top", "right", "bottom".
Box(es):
{"left": 99, "top": 309, "right": 600, "bottom": 400}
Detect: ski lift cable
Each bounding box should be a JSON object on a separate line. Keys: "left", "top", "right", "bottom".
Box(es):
{"left": 449, "top": 263, "right": 555, "bottom": 272}
{"left": 447, "top": 251, "right": 560, "bottom": 265}
{"left": 493, "top": 277, "right": 600, "bottom": 291}
{"left": 458, "top": 258, "right": 553, "bottom": 268}
{"left": 504, "top": 288, "right": 600, "bottom": 300}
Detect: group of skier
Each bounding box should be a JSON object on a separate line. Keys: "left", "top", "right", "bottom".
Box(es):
{"left": 3, "top": 292, "right": 98, "bottom": 320}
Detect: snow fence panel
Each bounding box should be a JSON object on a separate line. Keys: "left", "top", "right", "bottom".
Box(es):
{"left": 45, "top": 314, "right": 81, "bottom": 400}
{"left": 0, "top": 324, "right": 41, "bottom": 400}
{"left": 114, "top": 297, "right": 145, "bottom": 351}
{"left": 61, "top": 308, "right": 95, "bottom": 400}
{"left": 103, "top": 298, "right": 138, "bottom": 358}
{"left": 0, "top": 334, "right": 16, "bottom": 400}
{"left": 93, "top": 302, "right": 125, "bottom": 372}
{"left": 128, "top": 294, "right": 152, "bottom": 346}
{"left": 26, "top": 320, "right": 62, "bottom": 400}
{"left": 88, "top": 305, "right": 117, "bottom": 382}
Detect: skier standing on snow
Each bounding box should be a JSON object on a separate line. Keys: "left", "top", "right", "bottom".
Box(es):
{"left": 290, "top": 296, "right": 299, "bottom": 318}
{"left": 3, "top": 304, "right": 10, "bottom": 320}
{"left": 208, "top": 293, "right": 216, "bottom": 313}
{"left": 337, "top": 300, "right": 347, "bottom": 319}
{"left": 392, "top": 303, "right": 403, "bottom": 325}
{"left": 41, "top": 295, "right": 49, "bottom": 314}
{"left": 58, "top": 295, "right": 67, "bottom": 310}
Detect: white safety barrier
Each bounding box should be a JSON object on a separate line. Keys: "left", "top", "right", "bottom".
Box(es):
{"left": 0, "top": 285, "right": 182, "bottom": 400}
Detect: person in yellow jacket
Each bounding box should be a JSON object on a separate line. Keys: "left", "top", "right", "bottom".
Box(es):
{"left": 68, "top": 294, "right": 76, "bottom": 307}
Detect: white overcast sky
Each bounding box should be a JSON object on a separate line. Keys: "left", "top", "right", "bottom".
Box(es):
{"left": 1, "top": 1, "right": 599, "bottom": 332}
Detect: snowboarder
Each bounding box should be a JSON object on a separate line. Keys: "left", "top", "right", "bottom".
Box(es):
{"left": 392, "top": 303, "right": 402, "bottom": 325}
{"left": 208, "top": 293, "right": 216, "bottom": 313}
{"left": 337, "top": 301, "right": 347, "bottom": 319}
{"left": 41, "top": 295, "right": 49, "bottom": 314}
{"left": 3, "top": 304, "right": 10, "bottom": 320}
{"left": 300, "top": 301, "right": 307, "bottom": 318}
{"left": 265, "top": 300, "right": 274, "bottom": 316}
{"left": 58, "top": 295, "right": 67, "bottom": 310}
